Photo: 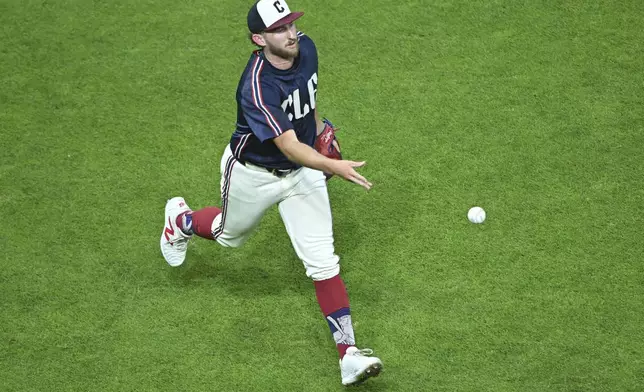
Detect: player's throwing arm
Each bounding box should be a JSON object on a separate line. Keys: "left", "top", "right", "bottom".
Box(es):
{"left": 274, "top": 127, "right": 373, "bottom": 190}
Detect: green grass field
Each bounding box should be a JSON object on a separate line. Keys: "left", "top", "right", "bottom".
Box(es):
{"left": 2, "top": 0, "right": 643, "bottom": 390}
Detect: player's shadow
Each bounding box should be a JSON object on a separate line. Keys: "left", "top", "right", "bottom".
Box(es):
{"left": 166, "top": 197, "right": 387, "bottom": 300}
{"left": 170, "top": 233, "right": 312, "bottom": 298}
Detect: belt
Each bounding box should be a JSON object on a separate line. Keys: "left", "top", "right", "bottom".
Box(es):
{"left": 240, "top": 160, "right": 296, "bottom": 178}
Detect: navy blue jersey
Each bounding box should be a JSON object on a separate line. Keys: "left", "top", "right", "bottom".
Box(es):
{"left": 230, "top": 32, "right": 318, "bottom": 170}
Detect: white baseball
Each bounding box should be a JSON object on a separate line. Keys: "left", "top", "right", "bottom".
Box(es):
{"left": 467, "top": 206, "right": 486, "bottom": 224}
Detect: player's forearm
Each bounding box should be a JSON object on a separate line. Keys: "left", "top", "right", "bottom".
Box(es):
{"left": 281, "top": 138, "right": 336, "bottom": 173}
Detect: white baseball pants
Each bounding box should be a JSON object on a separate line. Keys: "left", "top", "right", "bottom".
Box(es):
{"left": 210, "top": 145, "right": 340, "bottom": 281}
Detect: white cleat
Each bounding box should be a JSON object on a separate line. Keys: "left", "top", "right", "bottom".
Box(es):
{"left": 160, "top": 197, "right": 192, "bottom": 267}
{"left": 340, "top": 347, "right": 383, "bottom": 386}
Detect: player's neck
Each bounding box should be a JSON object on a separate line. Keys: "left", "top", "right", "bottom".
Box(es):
{"left": 263, "top": 50, "right": 295, "bottom": 70}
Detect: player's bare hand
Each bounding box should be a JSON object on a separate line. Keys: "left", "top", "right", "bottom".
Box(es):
{"left": 329, "top": 160, "right": 372, "bottom": 190}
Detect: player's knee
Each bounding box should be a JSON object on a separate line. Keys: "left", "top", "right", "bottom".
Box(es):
{"left": 306, "top": 256, "right": 340, "bottom": 281}
{"left": 215, "top": 236, "right": 246, "bottom": 248}
{"left": 211, "top": 216, "right": 252, "bottom": 248}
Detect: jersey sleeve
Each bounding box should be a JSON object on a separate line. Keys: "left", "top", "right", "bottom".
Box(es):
{"left": 240, "top": 59, "right": 293, "bottom": 142}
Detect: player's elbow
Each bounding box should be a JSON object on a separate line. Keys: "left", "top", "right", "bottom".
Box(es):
{"left": 273, "top": 130, "right": 299, "bottom": 159}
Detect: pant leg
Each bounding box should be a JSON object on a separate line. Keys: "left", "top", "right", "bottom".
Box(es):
{"left": 278, "top": 167, "right": 340, "bottom": 280}
{"left": 214, "top": 145, "right": 282, "bottom": 247}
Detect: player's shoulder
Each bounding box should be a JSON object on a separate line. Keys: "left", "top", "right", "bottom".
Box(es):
{"left": 297, "top": 31, "right": 316, "bottom": 48}
{"left": 297, "top": 31, "right": 318, "bottom": 60}
{"left": 244, "top": 51, "right": 275, "bottom": 79}
{"left": 240, "top": 51, "right": 278, "bottom": 92}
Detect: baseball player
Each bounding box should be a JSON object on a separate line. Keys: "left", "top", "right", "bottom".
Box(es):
{"left": 160, "top": 0, "right": 382, "bottom": 385}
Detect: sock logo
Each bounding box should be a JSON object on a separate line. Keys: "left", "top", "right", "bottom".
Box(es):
{"left": 184, "top": 214, "right": 192, "bottom": 232}
{"left": 326, "top": 309, "right": 355, "bottom": 346}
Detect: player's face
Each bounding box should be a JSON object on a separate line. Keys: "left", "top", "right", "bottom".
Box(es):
{"left": 263, "top": 22, "right": 299, "bottom": 59}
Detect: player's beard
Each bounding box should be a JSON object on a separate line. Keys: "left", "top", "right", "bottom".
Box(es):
{"left": 268, "top": 39, "right": 299, "bottom": 60}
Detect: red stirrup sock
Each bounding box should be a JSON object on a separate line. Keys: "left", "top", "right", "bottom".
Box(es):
{"left": 176, "top": 207, "right": 221, "bottom": 240}
{"left": 314, "top": 275, "right": 355, "bottom": 359}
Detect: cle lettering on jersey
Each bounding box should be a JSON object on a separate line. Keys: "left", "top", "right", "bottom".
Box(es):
{"left": 281, "top": 72, "right": 318, "bottom": 121}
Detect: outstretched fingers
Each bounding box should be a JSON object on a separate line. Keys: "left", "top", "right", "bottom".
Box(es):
{"left": 333, "top": 160, "right": 372, "bottom": 190}
{"left": 349, "top": 172, "right": 372, "bottom": 190}
{"left": 348, "top": 163, "right": 372, "bottom": 190}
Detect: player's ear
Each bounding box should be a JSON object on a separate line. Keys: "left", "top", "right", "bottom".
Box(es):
{"left": 251, "top": 33, "right": 266, "bottom": 47}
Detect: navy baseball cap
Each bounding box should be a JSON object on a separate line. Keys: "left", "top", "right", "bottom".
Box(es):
{"left": 247, "top": 0, "right": 304, "bottom": 34}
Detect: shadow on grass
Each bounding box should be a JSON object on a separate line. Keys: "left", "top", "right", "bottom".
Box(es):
{"left": 168, "top": 241, "right": 313, "bottom": 298}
